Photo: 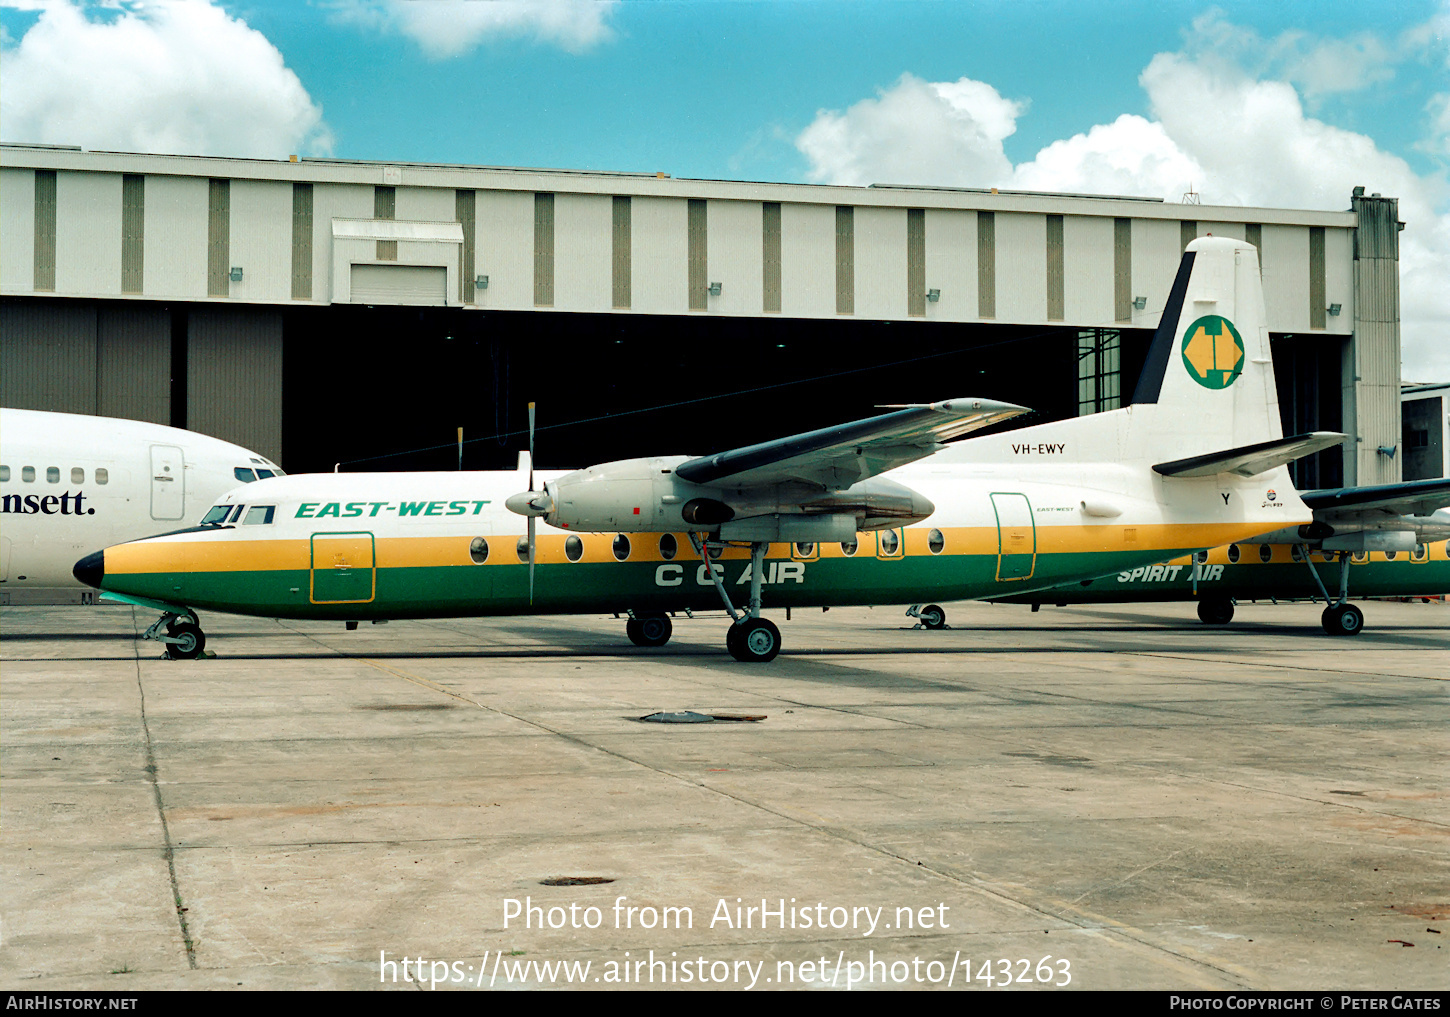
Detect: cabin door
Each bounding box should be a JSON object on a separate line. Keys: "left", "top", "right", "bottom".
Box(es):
{"left": 310, "top": 532, "right": 377, "bottom": 604}
{"left": 149, "top": 445, "right": 186, "bottom": 520}
{"left": 991, "top": 492, "right": 1037, "bottom": 581}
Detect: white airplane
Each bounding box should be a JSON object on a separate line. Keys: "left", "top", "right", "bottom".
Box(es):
{"left": 0, "top": 408, "right": 283, "bottom": 602}
{"left": 75, "top": 237, "right": 1343, "bottom": 660}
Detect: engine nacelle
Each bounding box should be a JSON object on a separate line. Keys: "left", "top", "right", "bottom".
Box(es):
{"left": 541, "top": 457, "right": 936, "bottom": 535}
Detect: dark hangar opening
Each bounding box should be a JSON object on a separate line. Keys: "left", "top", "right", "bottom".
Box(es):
{"left": 282, "top": 306, "right": 1153, "bottom": 475}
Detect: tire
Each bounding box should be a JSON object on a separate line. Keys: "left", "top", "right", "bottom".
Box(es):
{"left": 918, "top": 604, "right": 946, "bottom": 629}
{"left": 628, "top": 612, "right": 672, "bottom": 647}
{"left": 167, "top": 621, "right": 205, "bottom": 660}
{"left": 1322, "top": 604, "right": 1364, "bottom": 636}
{"left": 727, "top": 618, "right": 781, "bottom": 663}
{"left": 1197, "top": 597, "right": 1234, "bottom": 625}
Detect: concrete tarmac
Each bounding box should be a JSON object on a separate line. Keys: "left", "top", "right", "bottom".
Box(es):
{"left": 1, "top": 600, "right": 1446, "bottom": 991}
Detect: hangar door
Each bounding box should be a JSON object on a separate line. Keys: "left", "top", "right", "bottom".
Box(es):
{"left": 350, "top": 265, "right": 447, "bottom": 306}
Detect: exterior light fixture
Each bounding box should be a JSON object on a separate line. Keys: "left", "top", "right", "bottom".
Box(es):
{"left": 1132, "top": 296, "right": 1147, "bottom": 310}
{"left": 229, "top": 267, "right": 243, "bottom": 283}
{"left": 1328, "top": 303, "right": 1341, "bottom": 316}
{"left": 475, "top": 275, "right": 489, "bottom": 290}
{"left": 926, "top": 289, "right": 940, "bottom": 302}
{"left": 708, "top": 282, "right": 722, "bottom": 297}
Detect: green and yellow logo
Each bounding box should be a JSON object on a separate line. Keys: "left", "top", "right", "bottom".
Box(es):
{"left": 1181, "top": 315, "right": 1245, "bottom": 389}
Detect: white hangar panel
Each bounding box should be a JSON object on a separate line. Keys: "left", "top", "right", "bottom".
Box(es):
{"left": 1062, "top": 215, "right": 1115, "bottom": 326}
{"left": 921, "top": 208, "right": 975, "bottom": 322}
{"left": 554, "top": 192, "right": 612, "bottom": 313}
{"left": 855, "top": 206, "right": 907, "bottom": 321}
{"left": 780, "top": 203, "right": 834, "bottom": 318}
{"left": 56, "top": 171, "right": 122, "bottom": 298}
{"left": 1195, "top": 221, "right": 1246, "bottom": 241}
{"left": 143, "top": 175, "right": 208, "bottom": 298}
{"left": 1130, "top": 218, "right": 1180, "bottom": 329}
{"left": 706, "top": 199, "right": 763, "bottom": 316}
{"left": 1261, "top": 225, "right": 1310, "bottom": 333}
{"left": 475, "top": 190, "right": 534, "bottom": 310}
{"left": 0, "top": 169, "right": 35, "bottom": 294}
{"left": 395, "top": 186, "right": 455, "bottom": 224}
{"left": 632, "top": 196, "right": 687, "bottom": 313}
{"left": 1325, "top": 228, "right": 1353, "bottom": 334}
{"left": 229, "top": 179, "right": 292, "bottom": 304}
{"left": 993, "top": 212, "right": 1047, "bottom": 324}
{"left": 310, "top": 183, "right": 373, "bottom": 304}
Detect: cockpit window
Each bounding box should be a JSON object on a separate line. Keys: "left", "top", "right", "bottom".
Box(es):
{"left": 255, "top": 469, "right": 275, "bottom": 479}
{"left": 243, "top": 505, "right": 275, "bottom": 525}
{"left": 228, "top": 505, "right": 246, "bottom": 523}
{"left": 234, "top": 467, "right": 257, "bottom": 483}
{"left": 201, "top": 505, "right": 232, "bottom": 525}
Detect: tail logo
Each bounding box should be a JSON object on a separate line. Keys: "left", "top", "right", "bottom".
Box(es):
{"left": 1180, "top": 315, "right": 1245, "bottom": 390}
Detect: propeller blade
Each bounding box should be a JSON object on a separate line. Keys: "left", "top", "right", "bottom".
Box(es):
{"left": 527, "top": 515, "right": 536, "bottom": 604}
{"left": 528, "top": 401, "right": 536, "bottom": 493}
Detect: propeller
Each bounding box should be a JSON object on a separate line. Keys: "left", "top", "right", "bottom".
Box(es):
{"left": 503, "top": 402, "right": 553, "bottom": 604}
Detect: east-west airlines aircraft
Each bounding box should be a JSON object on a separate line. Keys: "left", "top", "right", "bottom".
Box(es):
{"left": 75, "top": 237, "right": 1345, "bottom": 660}
{"left": 0, "top": 408, "right": 282, "bottom": 601}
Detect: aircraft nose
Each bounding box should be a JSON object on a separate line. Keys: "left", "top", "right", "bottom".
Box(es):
{"left": 73, "top": 550, "right": 105, "bottom": 589}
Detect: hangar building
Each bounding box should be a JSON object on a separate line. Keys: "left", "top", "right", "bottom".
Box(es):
{"left": 0, "top": 144, "right": 1402, "bottom": 488}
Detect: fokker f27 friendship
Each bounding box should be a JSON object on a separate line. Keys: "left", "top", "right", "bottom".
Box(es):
{"left": 76, "top": 237, "right": 1347, "bottom": 661}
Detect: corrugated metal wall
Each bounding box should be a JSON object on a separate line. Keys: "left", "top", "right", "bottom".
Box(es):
{"left": 0, "top": 300, "right": 96, "bottom": 413}
{"left": 762, "top": 202, "right": 781, "bottom": 314}
{"left": 1113, "top": 218, "right": 1132, "bottom": 323}
{"left": 120, "top": 175, "right": 144, "bottom": 295}
{"left": 206, "top": 179, "right": 229, "bottom": 297}
{"left": 456, "top": 189, "right": 475, "bottom": 304}
{"left": 612, "top": 195, "right": 631, "bottom": 309}
{"left": 33, "top": 171, "right": 56, "bottom": 292}
{"left": 835, "top": 205, "right": 854, "bottom": 315}
{"left": 1349, "top": 193, "right": 1402, "bottom": 486}
{"left": 533, "top": 193, "right": 554, "bottom": 307}
{"left": 97, "top": 306, "right": 170, "bottom": 424}
{"left": 688, "top": 199, "right": 708, "bottom": 312}
{"left": 291, "top": 183, "right": 313, "bottom": 300}
{"left": 977, "top": 211, "right": 995, "bottom": 319}
{"left": 906, "top": 208, "right": 925, "bottom": 318}
{"left": 186, "top": 306, "right": 283, "bottom": 462}
{"left": 1045, "top": 214, "right": 1064, "bottom": 321}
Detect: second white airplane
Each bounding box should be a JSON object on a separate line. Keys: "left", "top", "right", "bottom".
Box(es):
{"left": 76, "top": 238, "right": 1340, "bottom": 661}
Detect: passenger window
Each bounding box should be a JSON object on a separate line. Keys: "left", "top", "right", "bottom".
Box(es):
{"left": 1194, "top": 549, "right": 1209, "bottom": 564}
{"left": 234, "top": 467, "right": 257, "bottom": 483}
{"left": 95, "top": 468, "right": 108, "bottom": 485}
{"left": 794, "top": 542, "right": 815, "bottom": 558}
{"left": 22, "top": 466, "right": 35, "bottom": 483}
{"left": 1291, "top": 545, "right": 1306, "bottom": 562}
{"left": 1412, "top": 543, "right": 1427, "bottom": 562}
{"left": 879, "top": 530, "right": 899, "bottom": 555}
{"left": 1384, "top": 550, "right": 1397, "bottom": 561}
{"left": 613, "top": 533, "right": 631, "bottom": 561}
{"left": 469, "top": 537, "right": 489, "bottom": 564}
{"left": 1227, "top": 544, "right": 1240, "bottom": 564}
{"left": 0, "top": 465, "right": 8, "bottom": 482}
{"left": 201, "top": 505, "right": 232, "bottom": 525}
{"left": 841, "top": 538, "right": 858, "bottom": 556}
{"left": 1258, "top": 544, "right": 1272, "bottom": 563}
{"left": 71, "top": 467, "right": 85, "bottom": 484}
{"left": 243, "top": 506, "right": 274, "bottom": 525}
{"left": 566, "top": 535, "right": 584, "bottom": 562}
{"left": 658, "top": 533, "right": 677, "bottom": 561}
{"left": 928, "top": 529, "right": 945, "bottom": 554}
{"left": 516, "top": 537, "right": 531, "bottom": 564}
{"left": 46, "top": 467, "right": 60, "bottom": 483}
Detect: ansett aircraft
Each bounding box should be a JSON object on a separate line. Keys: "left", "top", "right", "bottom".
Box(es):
{"left": 1, "top": 408, "right": 282, "bottom": 601}
{"left": 75, "top": 237, "right": 1344, "bottom": 661}
{"left": 991, "top": 482, "right": 1450, "bottom": 635}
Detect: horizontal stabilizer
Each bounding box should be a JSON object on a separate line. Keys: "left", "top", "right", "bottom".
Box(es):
{"left": 675, "top": 397, "right": 1027, "bottom": 489}
{"left": 1153, "top": 432, "right": 1346, "bottom": 478}
{"left": 1303, "top": 477, "right": 1450, "bottom": 518}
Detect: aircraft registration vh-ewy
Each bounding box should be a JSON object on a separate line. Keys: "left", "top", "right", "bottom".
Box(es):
{"left": 74, "top": 237, "right": 1346, "bottom": 661}
{"left": 1, "top": 408, "right": 283, "bottom": 603}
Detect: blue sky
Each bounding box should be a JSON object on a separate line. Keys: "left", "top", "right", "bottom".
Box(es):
{"left": 3, "top": 0, "right": 1449, "bottom": 376}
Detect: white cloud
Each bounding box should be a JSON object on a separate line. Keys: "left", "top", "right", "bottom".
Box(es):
{"left": 331, "top": 0, "right": 618, "bottom": 59}
{"left": 0, "top": 1, "right": 332, "bottom": 158}
{"left": 793, "top": 19, "right": 1450, "bottom": 381}
{"left": 796, "top": 73, "right": 1023, "bottom": 187}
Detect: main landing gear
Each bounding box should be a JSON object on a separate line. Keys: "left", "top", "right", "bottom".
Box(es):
{"left": 142, "top": 610, "right": 207, "bottom": 659}
{"left": 1296, "top": 545, "right": 1365, "bottom": 637}
{"left": 1196, "top": 596, "right": 1235, "bottom": 625}
{"left": 690, "top": 535, "right": 783, "bottom": 662}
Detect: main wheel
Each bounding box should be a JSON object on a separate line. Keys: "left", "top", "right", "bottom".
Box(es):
{"left": 1322, "top": 603, "right": 1364, "bottom": 636}
{"left": 727, "top": 618, "right": 781, "bottom": 663}
{"left": 627, "top": 612, "right": 672, "bottom": 647}
{"left": 918, "top": 604, "right": 946, "bottom": 629}
{"left": 167, "top": 621, "right": 206, "bottom": 660}
{"left": 1197, "top": 597, "right": 1235, "bottom": 625}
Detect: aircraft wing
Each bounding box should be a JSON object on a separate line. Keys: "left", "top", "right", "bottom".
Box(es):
{"left": 1304, "top": 478, "right": 1450, "bottom": 520}
{"left": 1153, "top": 432, "right": 1346, "bottom": 478}
{"left": 673, "top": 398, "right": 1028, "bottom": 489}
